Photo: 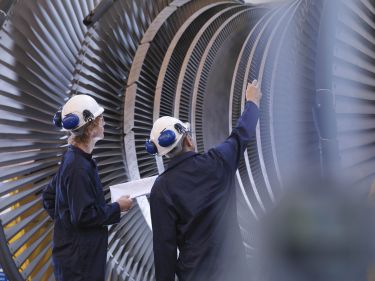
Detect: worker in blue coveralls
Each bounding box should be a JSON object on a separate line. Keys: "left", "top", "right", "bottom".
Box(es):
{"left": 145, "top": 80, "right": 262, "bottom": 281}
{"left": 43, "top": 95, "right": 133, "bottom": 281}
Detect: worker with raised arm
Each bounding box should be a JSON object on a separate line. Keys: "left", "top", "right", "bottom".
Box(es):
{"left": 146, "top": 80, "right": 262, "bottom": 281}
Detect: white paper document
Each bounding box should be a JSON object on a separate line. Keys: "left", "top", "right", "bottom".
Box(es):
{"left": 110, "top": 176, "right": 157, "bottom": 202}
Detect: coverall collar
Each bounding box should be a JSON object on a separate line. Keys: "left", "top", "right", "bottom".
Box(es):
{"left": 68, "top": 144, "right": 93, "bottom": 160}
{"left": 164, "top": 151, "right": 198, "bottom": 173}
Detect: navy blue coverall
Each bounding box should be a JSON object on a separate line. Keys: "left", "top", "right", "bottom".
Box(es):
{"left": 150, "top": 101, "right": 259, "bottom": 281}
{"left": 42, "top": 145, "right": 120, "bottom": 281}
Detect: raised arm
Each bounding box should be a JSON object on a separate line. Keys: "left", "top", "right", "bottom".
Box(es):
{"left": 212, "top": 80, "right": 262, "bottom": 170}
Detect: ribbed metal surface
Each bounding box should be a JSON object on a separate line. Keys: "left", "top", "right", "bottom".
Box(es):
{"left": 191, "top": 5, "right": 269, "bottom": 255}
{"left": 0, "top": 0, "right": 170, "bottom": 280}
{"left": 156, "top": 3, "right": 247, "bottom": 171}
{"left": 125, "top": 0, "right": 243, "bottom": 178}
{"left": 0, "top": 1, "right": 103, "bottom": 280}
{"left": 71, "top": 0, "right": 172, "bottom": 187}
{"left": 233, "top": 0, "right": 322, "bottom": 214}
{"left": 270, "top": 0, "right": 322, "bottom": 181}
{"left": 193, "top": 6, "right": 259, "bottom": 152}
{"left": 333, "top": 0, "right": 375, "bottom": 192}
{"left": 155, "top": 2, "right": 240, "bottom": 120}
{"left": 106, "top": 202, "right": 154, "bottom": 281}
{"left": 230, "top": 7, "right": 273, "bottom": 220}
{"left": 227, "top": 0, "right": 325, "bottom": 257}
{"left": 176, "top": 4, "right": 247, "bottom": 133}
{"left": 234, "top": 5, "right": 286, "bottom": 217}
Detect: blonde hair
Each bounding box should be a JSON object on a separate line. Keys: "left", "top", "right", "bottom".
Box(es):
{"left": 68, "top": 116, "right": 101, "bottom": 146}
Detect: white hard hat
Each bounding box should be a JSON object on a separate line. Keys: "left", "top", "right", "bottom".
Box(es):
{"left": 53, "top": 95, "right": 104, "bottom": 131}
{"left": 145, "top": 116, "right": 190, "bottom": 156}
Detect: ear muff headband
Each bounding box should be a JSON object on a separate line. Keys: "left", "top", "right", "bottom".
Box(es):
{"left": 174, "top": 123, "right": 187, "bottom": 134}
{"left": 83, "top": 109, "right": 94, "bottom": 122}
{"left": 53, "top": 110, "right": 63, "bottom": 128}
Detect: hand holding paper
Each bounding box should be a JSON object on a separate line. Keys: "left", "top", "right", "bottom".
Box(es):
{"left": 110, "top": 176, "right": 157, "bottom": 203}
{"left": 116, "top": 195, "right": 133, "bottom": 212}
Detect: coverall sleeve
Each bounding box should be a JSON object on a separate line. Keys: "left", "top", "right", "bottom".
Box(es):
{"left": 150, "top": 182, "right": 177, "bottom": 281}
{"left": 212, "top": 101, "right": 259, "bottom": 171}
{"left": 42, "top": 174, "right": 57, "bottom": 219}
{"left": 66, "top": 168, "right": 120, "bottom": 227}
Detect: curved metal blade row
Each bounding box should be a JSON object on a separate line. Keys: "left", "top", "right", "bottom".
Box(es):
{"left": 192, "top": 6, "right": 261, "bottom": 153}
{"left": 332, "top": 0, "right": 375, "bottom": 190}
{"left": 190, "top": 5, "right": 270, "bottom": 256}
{"left": 124, "top": 0, "right": 244, "bottom": 178}
{"left": 173, "top": 5, "right": 247, "bottom": 122}
{"left": 231, "top": 4, "right": 287, "bottom": 217}
{"left": 70, "top": 0, "right": 172, "bottom": 194}
{"left": 268, "top": 0, "right": 323, "bottom": 182}
{"left": 156, "top": 2, "right": 248, "bottom": 171}
{"left": 243, "top": 3, "right": 296, "bottom": 209}
{"left": 155, "top": 2, "right": 242, "bottom": 120}
{"left": 237, "top": 5, "right": 290, "bottom": 217}
{"left": 175, "top": 4, "right": 247, "bottom": 136}
{"left": 230, "top": 0, "right": 323, "bottom": 253}
{"left": 229, "top": 6, "right": 272, "bottom": 221}
{"left": 251, "top": 0, "right": 322, "bottom": 203}
{"left": 0, "top": 0, "right": 104, "bottom": 280}
{"left": 230, "top": 3, "right": 296, "bottom": 253}
{"left": 106, "top": 202, "right": 154, "bottom": 281}
{"left": 254, "top": 1, "right": 302, "bottom": 201}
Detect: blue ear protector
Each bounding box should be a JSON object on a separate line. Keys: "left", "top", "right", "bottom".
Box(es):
{"left": 158, "top": 129, "right": 177, "bottom": 147}
{"left": 62, "top": 113, "right": 80, "bottom": 130}
{"left": 145, "top": 123, "right": 188, "bottom": 155}
{"left": 145, "top": 139, "right": 158, "bottom": 155}
{"left": 53, "top": 109, "right": 94, "bottom": 130}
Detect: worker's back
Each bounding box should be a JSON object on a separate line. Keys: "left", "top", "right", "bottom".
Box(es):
{"left": 151, "top": 149, "right": 248, "bottom": 281}
{"left": 150, "top": 99, "right": 260, "bottom": 281}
